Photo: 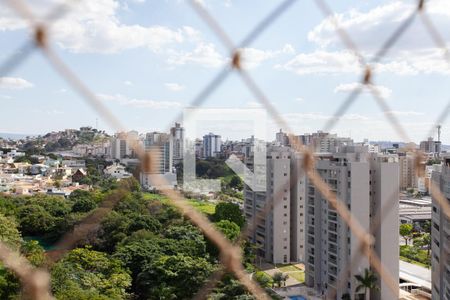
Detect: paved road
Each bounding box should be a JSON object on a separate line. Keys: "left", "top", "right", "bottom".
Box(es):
{"left": 399, "top": 260, "right": 431, "bottom": 290}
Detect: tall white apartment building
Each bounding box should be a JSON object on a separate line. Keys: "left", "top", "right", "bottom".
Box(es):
{"left": 399, "top": 152, "right": 417, "bottom": 191}
{"left": 170, "top": 123, "right": 184, "bottom": 164}
{"left": 203, "top": 133, "right": 222, "bottom": 158}
{"left": 140, "top": 132, "right": 176, "bottom": 190}
{"left": 305, "top": 146, "right": 399, "bottom": 300}
{"left": 431, "top": 157, "right": 450, "bottom": 300}
{"left": 244, "top": 146, "right": 306, "bottom": 264}
{"left": 110, "top": 131, "right": 139, "bottom": 160}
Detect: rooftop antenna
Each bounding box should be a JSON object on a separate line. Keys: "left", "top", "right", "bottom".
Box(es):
{"left": 437, "top": 124, "right": 441, "bottom": 142}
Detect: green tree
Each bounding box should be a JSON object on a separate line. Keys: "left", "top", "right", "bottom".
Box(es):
{"left": 72, "top": 197, "right": 97, "bottom": 213}
{"left": 254, "top": 271, "right": 272, "bottom": 288}
{"left": 213, "top": 202, "right": 245, "bottom": 228}
{"left": 215, "top": 220, "right": 240, "bottom": 242}
{"left": 229, "top": 175, "right": 243, "bottom": 190}
{"left": 18, "top": 205, "right": 56, "bottom": 235}
{"left": 21, "top": 240, "right": 45, "bottom": 267}
{"left": 272, "top": 272, "right": 284, "bottom": 288}
{"left": 136, "top": 254, "right": 214, "bottom": 299}
{"left": 399, "top": 223, "right": 413, "bottom": 246}
{"left": 414, "top": 233, "right": 431, "bottom": 258}
{"left": 165, "top": 224, "right": 205, "bottom": 244}
{"left": 422, "top": 220, "right": 431, "bottom": 233}
{"left": 51, "top": 247, "right": 131, "bottom": 300}
{"left": 0, "top": 213, "right": 22, "bottom": 249}
{"left": 355, "top": 269, "right": 379, "bottom": 300}
{"left": 118, "top": 177, "right": 141, "bottom": 192}
{"left": 114, "top": 238, "right": 162, "bottom": 279}
{"left": 0, "top": 214, "right": 22, "bottom": 299}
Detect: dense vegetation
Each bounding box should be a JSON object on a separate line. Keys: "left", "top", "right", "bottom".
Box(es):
{"left": 176, "top": 158, "right": 244, "bottom": 203}
{"left": 0, "top": 180, "right": 272, "bottom": 299}
{"left": 399, "top": 222, "right": 431, "bottom": 267}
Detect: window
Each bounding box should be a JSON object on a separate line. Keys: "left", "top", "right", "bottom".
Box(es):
{"left": 434, "top": 222, "right": 440, "bottom": 231}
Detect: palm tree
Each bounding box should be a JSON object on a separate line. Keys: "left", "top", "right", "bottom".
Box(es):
{"left": 354, "top": 269, "right": 379, "bottom": 300}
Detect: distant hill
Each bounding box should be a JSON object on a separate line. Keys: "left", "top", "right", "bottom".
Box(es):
{"left": 0, "top": 132, "right": 36, "bottom": 140}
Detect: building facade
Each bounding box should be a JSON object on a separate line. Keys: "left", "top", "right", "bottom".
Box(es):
{"left": 431, "top": 157, "right": 450, "bottom": 300}
{"left": 244, "top": 146, "right": 306, "bottom": 264}
{"left": 170, "top": 123, "right": 184, "bottom": 164}
{"left": 203, "top": 133, "right": 221, "bottom": 158}
{"left": 110, "top": 131, "right": 138, "bottom": 160}
{"left": 399, "top": 152, "right": 417, "bottom": 191}
{"left": 140, "top": 132, "right": 176, "bottom": 190}
{"left": 304, "top": 146, "right": 399, "bottom": 300}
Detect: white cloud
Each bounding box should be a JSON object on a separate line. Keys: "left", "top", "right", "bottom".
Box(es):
{"left": 240, "top": 44, "right": 295, "bottom": 69}
{"left": 246, "top": 101, "right": 262, "bottom": 108}
{"left": 166, "top": 42, "right": 295, "bottom": 69}
{"left": 334, "top": 82, "right": 393, "bottom": 99}
{"left": 385, "top": 110, "right": 424, "bottom": 117}
{"left": 276, "top": 50, "right": 362, "bottom": 75}
{"left": 98, "top": 93, "right": 182, "bottom": 109}
{"left": 165, "top": 83, "right": 185, "bottom": 91}
{"left": 295, "top": 97, "right": 304, "bottom": 102}
{"left": 0, "top": 1, "right": 195, "bottom": 54}
{"left": 124, "top": 81, "right": 133, "bottom": 86}
{"left": 167, "top": 43, "right": 227, "bottom": 68}
{"left": 0, "top": 77, "right": 33, "bottom": 89}
{"left": 283, "top": 112, "right": 369, "bottom": 121}
{"left": 279, "top": 0, "right": 450, "bottom": 76}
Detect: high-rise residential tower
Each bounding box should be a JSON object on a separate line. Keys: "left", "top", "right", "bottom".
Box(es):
{"left": 170, "top": 123, "right": 184, "bottom": 164}
{"left": 244, "top": 146, "right": 306, "bottom": 264}
{"left": 203, "top": 133, "right": 222, "bottom": 158}
{"left": 304, "top": 146, "right": 399, "bottom": 300}
{"left": 431, "top": 156, "right": 450, "bottom": 300}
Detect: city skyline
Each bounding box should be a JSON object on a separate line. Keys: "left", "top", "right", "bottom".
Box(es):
{"left": 1, "top": 0, "right": 450, "bottom": 142}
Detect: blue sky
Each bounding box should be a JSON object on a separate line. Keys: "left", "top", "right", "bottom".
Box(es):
{"left": 1, "top": 0, "right": 450, "bottom": 143}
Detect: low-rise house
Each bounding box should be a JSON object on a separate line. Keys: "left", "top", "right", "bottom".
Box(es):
{"left": 71, "top": 169, "right": 87, "bottom": 183}
{"left": 104, "top": 163, "right": 132, "bottom": 180}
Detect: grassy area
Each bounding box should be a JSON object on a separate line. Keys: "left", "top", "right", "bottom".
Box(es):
{"left": 400, "top": 245, "right": 431, "bottom": 268}
{"left": 142, "top": 193, "right": 168, "bottom": 202}
{"left": 275, "top": 264, "right": 305, "bottom": 283}
{"left": 186, "top": 199, "right": 216, "bottom": 215}
{"left": 400, "top": 256, "right": 431, "bottom": 269}
{"left": 277, "top": 265, "right": 299, "bottom": 272}
{"left": 143, "top": 193, "right": 217, "bottom": 215}
{"left": 288, "top": 271, "right": 305, "bottom": 283}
